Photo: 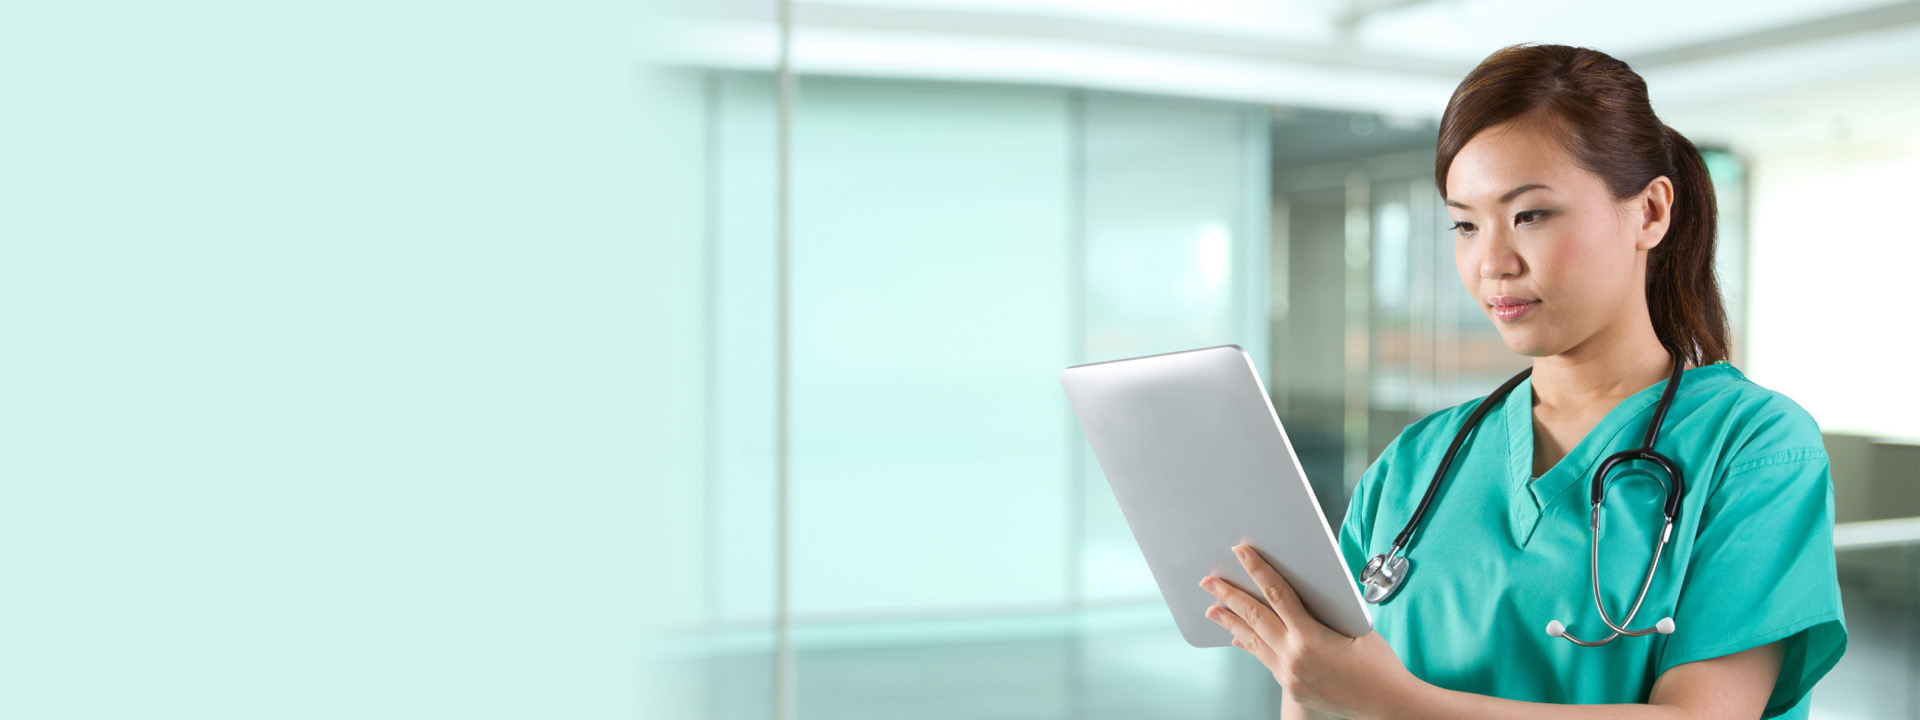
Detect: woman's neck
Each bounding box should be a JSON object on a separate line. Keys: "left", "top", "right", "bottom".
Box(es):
{"left": 1530, "top": 315, "right": 1682, "bottom": 415}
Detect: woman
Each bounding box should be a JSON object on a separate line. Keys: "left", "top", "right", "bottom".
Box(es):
{"left": 1199, "top": 43, "right": 1847, "bottom": 719}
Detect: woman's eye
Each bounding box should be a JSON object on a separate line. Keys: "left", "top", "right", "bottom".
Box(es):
{"left": 1448, "top": 221, "right": 1475, "bottom": 234}
{"left": 1516, "top": 210, "right": 1549, "bottom": 225}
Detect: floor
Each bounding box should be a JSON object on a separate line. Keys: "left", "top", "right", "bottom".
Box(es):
{"left": 680, "top": 552, "right": 1920, "bottom": 719}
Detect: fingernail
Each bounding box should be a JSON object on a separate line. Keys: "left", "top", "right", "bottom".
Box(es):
{"left": 1199, "top": 577, "right": 1213, "bottom": 590}
{"left": 1232, "top": 545, "right": 1249, "bottom": 559}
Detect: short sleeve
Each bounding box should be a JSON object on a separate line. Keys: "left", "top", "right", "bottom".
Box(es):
{"left": 1337, "top": 478, "right": 1371, "bottom": 583}
{"left": 1339, "top": 432, "right": 1400, "bottom": 584}
{"left": 1657, "top": 444, "right": 1849, "bottom": 718}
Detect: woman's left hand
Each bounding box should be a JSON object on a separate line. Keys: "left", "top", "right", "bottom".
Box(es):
{"left": 1201, "top": 544, "right": 1424, "bottom": 720}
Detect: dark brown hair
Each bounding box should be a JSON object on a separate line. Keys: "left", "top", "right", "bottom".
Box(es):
{"left": 1435, "top": 43, "right": 1728, "bottom": 367}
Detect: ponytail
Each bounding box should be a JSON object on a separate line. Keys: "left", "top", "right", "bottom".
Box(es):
{"left": 1648, "top": 125, "right": 1729, "bottom": 367}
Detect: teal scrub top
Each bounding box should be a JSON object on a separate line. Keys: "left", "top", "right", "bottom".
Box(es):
{"left": 1337, "top": 361, "right": 1848, "bottom": 718}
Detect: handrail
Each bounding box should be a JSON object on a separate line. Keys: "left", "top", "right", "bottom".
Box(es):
{"left": 1833, "top": 517, "right": 1920, "bottom": 552}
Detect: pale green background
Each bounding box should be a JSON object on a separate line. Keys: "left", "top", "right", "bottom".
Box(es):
{"left": 5, "top": 1, "right": 675, "bottom": 718}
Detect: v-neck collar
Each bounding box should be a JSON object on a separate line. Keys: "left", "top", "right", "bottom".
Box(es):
{"left": 1498, "top": 362, "right": 1733, "bottom": 547}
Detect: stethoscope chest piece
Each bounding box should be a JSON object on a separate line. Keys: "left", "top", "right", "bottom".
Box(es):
{"left": 1361, "top": 552, "right": 1409, "bottom": 604}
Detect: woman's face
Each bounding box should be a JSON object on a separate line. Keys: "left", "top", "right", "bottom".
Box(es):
{"left": 1444, "top": 116, "right": 1671, "bottom": 358}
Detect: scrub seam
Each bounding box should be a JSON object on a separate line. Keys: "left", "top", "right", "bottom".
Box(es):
{"left": 1701, "top": 450, "right": 1831, "bottom": 514}
{"left": 1723, "top": 448, "right": 1828, "bottom": 475}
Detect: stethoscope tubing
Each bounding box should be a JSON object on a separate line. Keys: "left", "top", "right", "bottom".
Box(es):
{"left": 1385, "top": 366, "right": 1535, "bottom": 559}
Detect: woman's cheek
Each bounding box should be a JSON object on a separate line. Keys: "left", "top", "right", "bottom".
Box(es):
{"left": 1453, "top": 243, "right": 1479, "bottom": 298}
{"left": 1550, "top": 232, "right": 1625, "bottom": 306}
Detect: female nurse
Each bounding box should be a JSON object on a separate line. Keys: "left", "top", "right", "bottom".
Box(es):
{"left": 1198, "top": 43, "right": 1848, "bottom": 720}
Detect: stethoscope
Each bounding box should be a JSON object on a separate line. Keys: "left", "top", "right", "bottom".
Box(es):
{"left": 1358, "top": 351, "right": 1688, "bottom": 647}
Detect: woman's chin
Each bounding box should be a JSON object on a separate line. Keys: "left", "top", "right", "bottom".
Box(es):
{"left": 1495, "top": 331, "right": 1558, "bottom": 358}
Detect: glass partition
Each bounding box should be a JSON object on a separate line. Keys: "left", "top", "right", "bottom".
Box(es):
{"left": 675, "top": 75, "right": 1278, "bottom": 719}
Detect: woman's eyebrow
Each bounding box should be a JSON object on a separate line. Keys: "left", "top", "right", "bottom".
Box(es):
{"left": 1445, "top": 183, "right": 1552, "bottom": 210}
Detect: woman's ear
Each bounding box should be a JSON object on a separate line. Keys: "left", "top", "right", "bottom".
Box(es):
{"left": 1634, "top": 175, "right": 1675, "bottom": 251}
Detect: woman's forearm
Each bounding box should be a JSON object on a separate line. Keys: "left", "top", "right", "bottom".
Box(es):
{"left": 1385, "top": 681, "right": 1691, "bottom": 720}
{"left": 1347, "top": 642, "right": 1780, "bottom": 720}
{"left": 1282, "top": 694, "right": 1345, "bottom": 720}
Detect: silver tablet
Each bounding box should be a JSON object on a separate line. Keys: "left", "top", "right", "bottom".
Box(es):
{"left": 1060, "top": 344, "right": 1372, "bottom": 647}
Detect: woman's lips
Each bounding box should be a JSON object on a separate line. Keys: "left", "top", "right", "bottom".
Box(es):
{"left": 1491, "top": 298, "right": 1537, "bottom": 322}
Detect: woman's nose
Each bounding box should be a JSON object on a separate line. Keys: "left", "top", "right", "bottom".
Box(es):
{"left": 1480, "top": 263, "right": 1518, "bottom": 280}
{"left": 1477, "top": 228, "right": 1523, "bottom": 280}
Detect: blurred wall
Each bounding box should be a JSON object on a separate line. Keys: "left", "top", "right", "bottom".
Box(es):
{"left": 673, "top": 72, "right": 1276, "bottom": 719}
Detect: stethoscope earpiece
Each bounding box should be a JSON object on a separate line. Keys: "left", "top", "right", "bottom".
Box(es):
{"left": 1546, "top": 616, "right": 1675, "bottom": 641}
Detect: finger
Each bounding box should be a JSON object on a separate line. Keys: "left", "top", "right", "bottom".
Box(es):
{"left": 1213, "top": 610, "right": 1271, "bottom": 664}
{"left": 1201, "top": 575, "right": 1287, "bottom": 645}
{"left": 1233, "top": 544, "right": 1330, "bottom": 640}
{"left": 1206, "top": 604, "right": 1275, "bottom": 662}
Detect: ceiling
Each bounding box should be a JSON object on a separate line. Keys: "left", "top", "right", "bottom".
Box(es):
{"left": 661, "top": 0, "right": 1920, "bottom": 153}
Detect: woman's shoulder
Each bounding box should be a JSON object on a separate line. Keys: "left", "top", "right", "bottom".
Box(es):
{"left": 1397, "top": 387, "right": 1501, "bottom": 443}
{"left": 1684, "top": 362, "right": 1828, "bottom": 468}
{"left": 1372, "top": 388, "right": 1500, "bottom": 466}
